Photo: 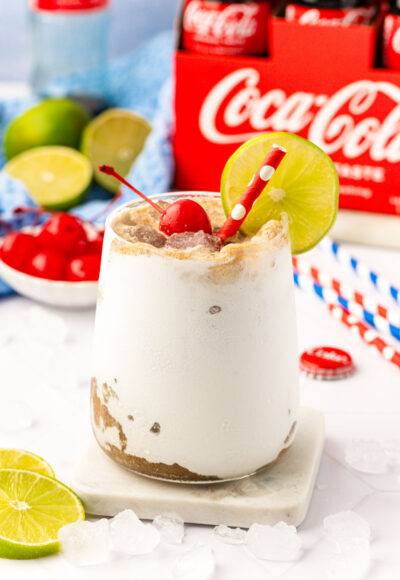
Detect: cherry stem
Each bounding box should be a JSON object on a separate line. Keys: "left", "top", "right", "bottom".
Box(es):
{"left": 0, "top": 216, "right": 13, "bottom": 233}
{"left": 98, "top": 165, "right": 166, "bottom": 215}
{"left": 89, "top": 190, "right": 123, "bottom": 224}
{"left": 13, "top": 206, "right": 52, "bottom": 218}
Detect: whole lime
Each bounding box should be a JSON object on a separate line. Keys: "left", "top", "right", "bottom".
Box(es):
{"left": 3, "top": 98, "right": 90, "bottom": 160}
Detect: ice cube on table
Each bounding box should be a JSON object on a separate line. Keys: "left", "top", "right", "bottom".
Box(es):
{"left": 245, "top": 522, "right": 302, "bottom": 561}
{"left": 345, "top": 439, "right": 388, "bottom": 474}
{"left": 327, "top": 537, "right": 371, "bottom": 580}
{"left": 383, "top": 440, "right": 400, "bottom": 471}
{"left": 172, "top": 545, "right": 215, "bottom": 580}
{"left": 213, "top": 525, "right": 246, "bottom": 545}
{"left": 153, "top": 513, "right": 184, "bottom": 544}
{"left": 0, "top": 399, "right": 34, "bottom": 432}
{"left": 324, "top": 511, "right": 371, "bottom": 541}
{"left": 0, "top": 327, "right": 13, "bottom": 347}
{"left": 110, "top": 509, "right": 160, "bottom": 555}
{"left": 25, "top": 306, "right": 68, "bottom": 347}
{"left": 58, "top": 519, "right": 110, "bottom": 567}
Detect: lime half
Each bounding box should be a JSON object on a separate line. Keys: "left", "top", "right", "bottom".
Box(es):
{"left": 81, "top": 109, "right": 152, "bottom": 193}
{"left": 0, "top": 469, "right": 84, "bottom": 559}
{"left": 4, "top": 146, "right": 93, "bottom": 211}
{"left": 3, "top": 98, "right": 90, "bottom": 160}
{"left": 221, "top": 132, "right": 339, "bottom": 254}
{"left": 0, "top": 450, "right": 54, "bottom": 478}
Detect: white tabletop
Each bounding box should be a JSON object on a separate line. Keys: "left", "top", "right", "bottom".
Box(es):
{"left": 0, "top": 240, "right": 399, "bottom": 579}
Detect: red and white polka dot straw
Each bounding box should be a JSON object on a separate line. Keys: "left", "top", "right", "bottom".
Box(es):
{"left": 329, "top": 304, "right": 400, "bottom": 370}
{"left": 218, "top": 145, "right": 287, "bottom": 243}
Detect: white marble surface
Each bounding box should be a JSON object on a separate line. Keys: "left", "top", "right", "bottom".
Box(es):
{"left": 0, "top": 240, "right": 399, "bottom": 579}
{"left": 71, "top": 408, "right": 324, "bottom": 527}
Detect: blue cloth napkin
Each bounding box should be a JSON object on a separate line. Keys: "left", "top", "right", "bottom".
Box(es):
{"left": 0, "top": 31, "right": 174, "bottom": 297}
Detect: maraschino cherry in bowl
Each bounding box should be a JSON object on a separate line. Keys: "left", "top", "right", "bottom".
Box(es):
{"left": 0, "top": 212, "right": 104, "bottom": 309}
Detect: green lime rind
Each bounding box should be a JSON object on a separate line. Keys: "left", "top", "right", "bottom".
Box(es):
{"left": 221, "top": 132, "right": 339, "bottom": 255}
{"left": 81, "top": 108, "right": 152, "bottom": 194}
{"left": 4, "top": 98, "right": 90, "bottom": 161}
{"left": 0, "top": 469, "right": 85, "bottom": 560}
{"left": 4, "top": 146, "right": 93, "bottom": 211}
{"left": 0, "top": 449, "right": 55, "bottom": 478}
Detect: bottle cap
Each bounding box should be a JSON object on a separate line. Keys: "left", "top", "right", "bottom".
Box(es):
{"left": 31, "top": 0, "right": 108, "bottom": 11}
{"left": 300, "top": 346, "right": 355, "bottom": 379}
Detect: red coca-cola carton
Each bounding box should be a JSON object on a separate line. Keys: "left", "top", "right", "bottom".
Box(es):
{"left": 174, "top": 3, "right": 400, "bottom": 244}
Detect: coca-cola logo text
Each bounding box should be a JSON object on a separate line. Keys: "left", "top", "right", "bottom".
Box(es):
{"left": 285, "top": 4, "right": 376, "bottom": 27}
{"left": 183, "top": 1, "right": 260, "bottom": 41}
{"left": 199, "top": 69, "right": 400, "bottom": 163}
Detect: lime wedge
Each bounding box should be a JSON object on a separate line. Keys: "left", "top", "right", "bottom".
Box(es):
{"left": 0, "top": 469, "right": 84, "bottom": 559}
{"left": 4, "top": 146, "right": 92, "bottom": 211}
{"left": 221, "top": 132, "right": 339, "bottom": 254}
{"left": 0, "top": 450, "right": 54, "bottom": 478}
{"left": 81, "top": 109, "right": 152, "bottom": 193}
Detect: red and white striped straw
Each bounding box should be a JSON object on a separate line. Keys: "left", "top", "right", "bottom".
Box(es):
{"left": 218, "top": 145, "right": 287, "bottom": 243}
{"left": 292, "top": 256, "right": 400, "bottom": 326}
{"left": 329, "top": 304, "right": 400, "bottom": 370}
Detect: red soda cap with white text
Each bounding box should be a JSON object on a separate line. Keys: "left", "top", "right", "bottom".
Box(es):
{"left": 30, "top": 0, "right": 109, "bottom": 11}
{"left": 300, "top": 346, "right": 355, "bottom": 379}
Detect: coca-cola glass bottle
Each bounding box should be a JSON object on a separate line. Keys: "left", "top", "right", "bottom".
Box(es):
{"left": 383, "top": 1, "right": 400, "bottom": 69}
{"left": 181, "top": 0, "right": 272, "bottom": 56}
{"left": 29, "top": 0, "right": 110, "bottom": 95}
{"left": 285, "top": 0, "right": 378, "bottom": 26}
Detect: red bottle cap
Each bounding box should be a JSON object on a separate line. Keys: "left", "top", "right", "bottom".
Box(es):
{"left": 31, "top": 0, "right": 108, "bottom": 11}
{"left": 300, "top": 346, "right": 355, "bottom": 380}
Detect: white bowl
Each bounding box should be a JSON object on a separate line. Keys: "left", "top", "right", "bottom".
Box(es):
{"left": 0, "top": 226, "right": 99, "bottom": 309}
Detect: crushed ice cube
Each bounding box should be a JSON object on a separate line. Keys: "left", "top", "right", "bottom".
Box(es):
{"left": 383, "top": 440, "right": 400, "bottom": 471}
{"left": 46, "top": 344, "right": 90, "bottom": 390}
{"left": 165, "top": 231, "right": 221, "bottom": 252}
{"left": 110, "top": 509, "right": 160, "bottom": 555}
{"left": 245, "top": 522, "right": 302, "bottom": 561}
{"left": 213, "top": 525, "right": 246, "bottom": 545}
{"left": 0, "top": 327, "right": 13, "bottom": 347}
{"left": 345, "top": 440, "right": 388, "bottom": 474}
{"left": 125, "top": 225, "right": 166, "bottom": 248}
{"left": 172, "top": 545, "right": 215, "bottom": 580}
{"left": 25, "top": 306, "right": 68, "bottom": 346}
{"left": 58, "top": 519, "right": 110, "bottom": 566}
{"left": 153, "top": 513, "right": 184, "bottom": 544}
{"left": 324, "top": 511, "right": 371, "bottom": 541}
{"left": 0, "top": 399, "right": 34, "bottom": 432}
{"left": 327, "top": 537, "right": 371, "bottom": 580}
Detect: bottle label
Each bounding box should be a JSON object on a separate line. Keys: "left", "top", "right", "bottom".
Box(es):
{"left": 384, "top": 13, "right": 400, "bottom": 70}
{"left": 30, "top": 0, "right": 108, "bottom": 11}
{"left": 182, "top": 0, "right": 270, "bottom": 55}
{"left": 285, "top": 3, "right": 376, "bottom": 26}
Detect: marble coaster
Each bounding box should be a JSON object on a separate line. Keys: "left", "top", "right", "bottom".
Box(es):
{"left": 71, "top": 407, "right": 324, "bottom": 528}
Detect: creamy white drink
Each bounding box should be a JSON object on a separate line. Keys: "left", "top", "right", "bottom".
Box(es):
{"left": 91, "top": 193, "right": 299, "bottom": 482}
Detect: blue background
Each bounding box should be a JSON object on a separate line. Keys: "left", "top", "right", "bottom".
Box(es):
{"left": 0, "top": 0, "right": 180, "bottom": 81}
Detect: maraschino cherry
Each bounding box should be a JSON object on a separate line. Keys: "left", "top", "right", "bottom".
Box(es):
{"left": 38, "top": 213, "right": 87, "bottom": 255}
{"left": 29, "top": 250, "right": 66, "bottom": 280}
{"left": 66, "top": 254, "right": 102, "bottom": 282}
{"left": 98, "top": 165, "right": 212, "bottom": 236}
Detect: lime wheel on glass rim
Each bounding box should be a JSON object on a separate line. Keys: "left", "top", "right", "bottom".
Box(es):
{"left": 220, "top": 132, "right": 339, "bottom": 254}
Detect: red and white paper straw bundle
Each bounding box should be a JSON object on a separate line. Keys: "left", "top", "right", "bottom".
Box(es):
{"left": 293, "top": 255, "right": 400, "bottom": 370}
